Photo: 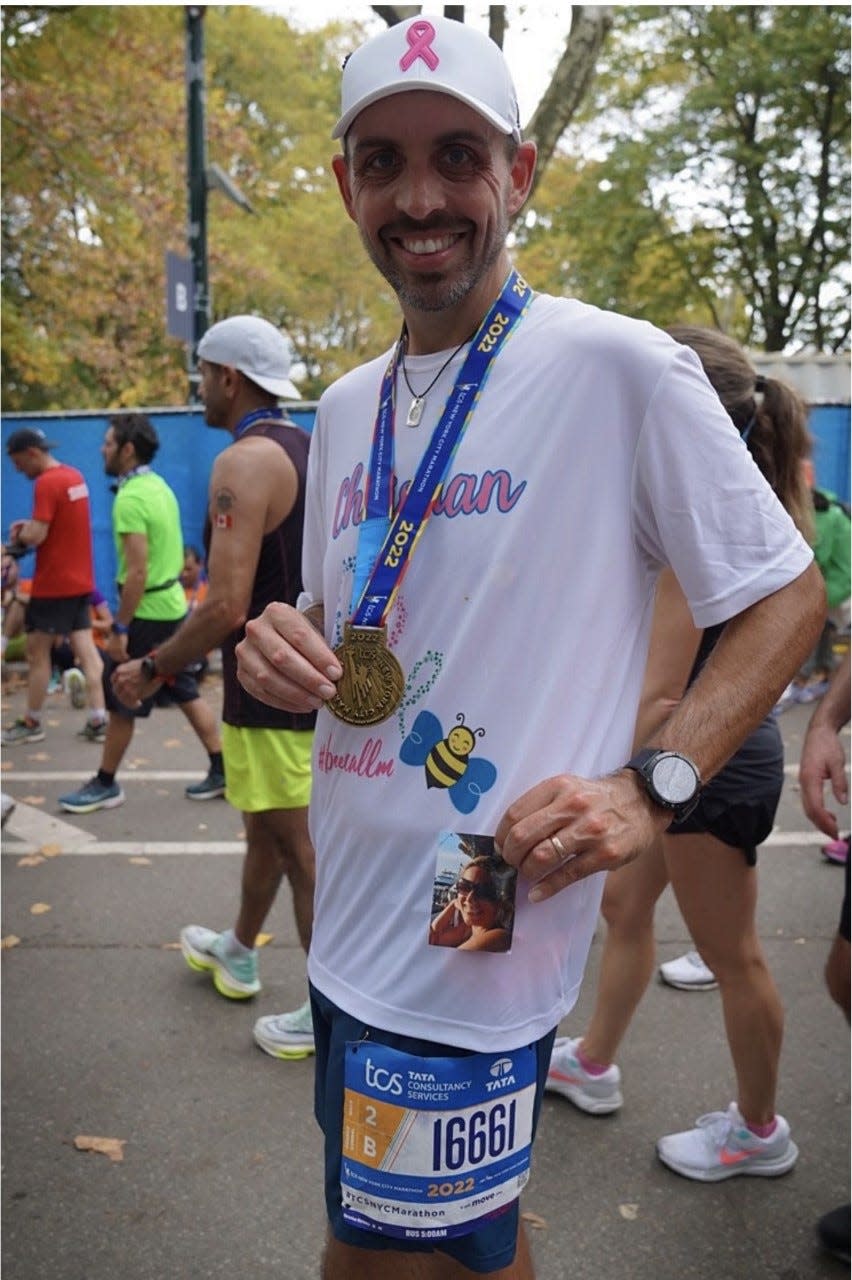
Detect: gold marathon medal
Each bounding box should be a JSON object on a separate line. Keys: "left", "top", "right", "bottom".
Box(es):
{"left": 327, "top": 623, "right": 405, "bottom": 726}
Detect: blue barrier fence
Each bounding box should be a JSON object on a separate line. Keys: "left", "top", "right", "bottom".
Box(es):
{"left": 1, "top": 406, "right": 317, "bottom": 607}
{"left": 2, "top": 400, "right": 848, "bottom": 611}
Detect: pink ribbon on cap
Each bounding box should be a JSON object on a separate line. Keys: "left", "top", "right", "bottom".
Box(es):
{"left": 399, "top": 20, "right": 440, "bottom": 72}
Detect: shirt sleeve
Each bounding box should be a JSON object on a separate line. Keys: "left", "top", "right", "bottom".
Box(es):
{"left": 631, "top": 345, "right": 814, "bottom": 630}
{"left": 31, "top": 471, "right": 60, "bottom": 525}
{"left": 113, "top": 487, "right": 148, "bottom": 538}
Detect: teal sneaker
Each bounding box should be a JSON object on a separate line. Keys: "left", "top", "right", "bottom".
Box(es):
{"left": 59, "top": 776, "right": 124, "bottom": 813}
{"left": 180, "top": 925, "right": 260, "bottom": 999}
{"left": 253, "top": 999, "right": 315, "bottom": 1060}
{"left": 2, "top": 716, "right": 45, "bottom": 746}
{"left": 184, "top": 769, "right": 226, "bottom": 801}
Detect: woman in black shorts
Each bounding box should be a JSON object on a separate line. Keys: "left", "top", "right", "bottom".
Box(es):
{"left": 546, "top": 327, "right": 815, "bottom": 1183}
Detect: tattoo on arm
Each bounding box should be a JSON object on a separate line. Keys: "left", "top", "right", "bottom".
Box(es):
{"left": 213, "top": 487, "right": 237, "bottom": 529}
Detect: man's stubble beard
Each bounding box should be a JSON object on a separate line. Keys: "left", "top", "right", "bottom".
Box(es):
{"left": 359, "top": 212, "right": 509, "bottom": 317}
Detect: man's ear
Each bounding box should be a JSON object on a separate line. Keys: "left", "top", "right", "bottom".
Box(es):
{"left": 220, "top": 365, "right": 242, "bottom": 400}
{"left": 331, "top": 153, "right": 357, "bottom": 223}
{"left": 507, "top": 140, "right": 537, "bottom": 219}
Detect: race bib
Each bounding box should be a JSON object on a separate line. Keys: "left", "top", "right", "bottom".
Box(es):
{"left": 341, "top": 1040, "right": 536, "bottom": 1240}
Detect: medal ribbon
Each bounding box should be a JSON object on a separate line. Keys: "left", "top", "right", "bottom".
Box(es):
{"left": 233, "top": 406, "right": 285, "bottom": 440}
{"left": 350, "top": 269, "right": 533, "bottom": 627}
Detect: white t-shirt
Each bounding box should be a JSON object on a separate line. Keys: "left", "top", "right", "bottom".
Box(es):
{"left": 301, "top": 294, "right": 812, "bottom": 1053}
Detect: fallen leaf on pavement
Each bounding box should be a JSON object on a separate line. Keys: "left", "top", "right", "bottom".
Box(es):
{"left": 128, "top": 857, "right": 151, "bottom": 866}
{"left": 74, "top": 1135, "right": 126, "bottom": 1162}
{"left": 619, "top": 1204, "right": 640, "bottom": 1221}
{"left": 1, "top": 935, "right": 21, "bottom": 949}
{"left": 30, "top": 902, "right": 51, "bottom": 915}
{"left": 30, "top": 752, "right": 50, "bottom": 762}
{"left": 164, "top": 739, "right": 182, "bottom": 749}
{"left": 17, "top": 855, "right": 46, "bottom": 867}
{"left": 40, "top": 843, "right": 62, "bottom": 858}
{"left": 521, "top": 1212, "right": 547, "bottom": 1230}
{"left": 256, "top": 933, "right": 273, "bottom": 947}
{"left": 21, "top": 795, "right": 45, "bottom": 806}
{"left": 162, "top": 942, "right": 181, "bottom": 950}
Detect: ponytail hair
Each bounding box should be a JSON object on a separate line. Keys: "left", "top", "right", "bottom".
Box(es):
{"left": 666, "top": 326, "right": 814, "bottom": 543}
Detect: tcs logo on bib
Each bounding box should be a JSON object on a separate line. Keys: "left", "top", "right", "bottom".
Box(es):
{"left": 364, "top": 1057, "right": 403, "bottom": 1096}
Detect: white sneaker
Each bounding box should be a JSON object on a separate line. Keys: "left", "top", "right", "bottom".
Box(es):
{"left": 544, "top": 1036, "right": 623, "bottom": 1114}
{"left": 657, "top": 1102, "right": 798, "bottom": 1182}
{"left": 253, "top": 999, "right": 315, "bottom": 1060}
{"left": 659, "top": 950, "right": 718, "bottom": 991}
{"left": 63, "top": 667, "right": 87, "bottom": 709}
{"left": 180, "top": 925, "right": 260, "bottom": 999}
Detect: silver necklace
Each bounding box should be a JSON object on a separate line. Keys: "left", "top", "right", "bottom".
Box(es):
{"left": 400, "top": 331, "right": 470, "bottom": 427}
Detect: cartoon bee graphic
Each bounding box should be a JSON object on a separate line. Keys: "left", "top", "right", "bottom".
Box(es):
{"left": 400, "top": 712, "right": 497, "bottom": 814}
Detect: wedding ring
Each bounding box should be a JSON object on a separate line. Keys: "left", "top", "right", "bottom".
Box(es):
{"left": 549, "top": 834, "right": 568, "bottom": 860}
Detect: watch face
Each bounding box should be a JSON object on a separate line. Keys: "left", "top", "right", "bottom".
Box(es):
{"left": 650, "top": 754, "right": 697, "bottom": 804}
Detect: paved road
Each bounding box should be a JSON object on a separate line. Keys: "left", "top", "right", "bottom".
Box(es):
{"left": 1, "top": 668, "right": 849, "bottom": 1279}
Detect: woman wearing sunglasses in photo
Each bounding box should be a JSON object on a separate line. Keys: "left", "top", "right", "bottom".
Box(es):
{"left": 430, "top": 856, "right": 515, "bottom": 953}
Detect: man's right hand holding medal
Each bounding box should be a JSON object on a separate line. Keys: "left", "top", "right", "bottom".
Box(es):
{"left": 235, "top": 601, "right": 342, "bottom": 713}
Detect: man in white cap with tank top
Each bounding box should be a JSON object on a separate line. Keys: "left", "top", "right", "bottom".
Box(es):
{"left": 112, "top": 316, "right": 317, "bottom": 1058}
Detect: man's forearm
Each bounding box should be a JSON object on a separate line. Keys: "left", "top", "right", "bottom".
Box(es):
{"left": 14, "top": 519, "right": 46, "bottom": 548}
{"left": 148, "top": 594, "right": 244, "bottom": 677}
{"left": 808, "top": 654, "right": 851, "bottom": 735}
{"left": 654, "top": 563, "right": 826, "bottom": 782}
{"left": 115, "top": 572, "right": 146, "bottom": 626}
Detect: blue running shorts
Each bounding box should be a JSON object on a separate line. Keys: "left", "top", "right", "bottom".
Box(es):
{"left": 310, "top": 983, "right": 557, "bottom": 1274}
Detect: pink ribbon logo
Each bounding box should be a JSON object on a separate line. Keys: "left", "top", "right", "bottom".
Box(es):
{"left": 399, "top": 20, "right": 440, "bottom": 72}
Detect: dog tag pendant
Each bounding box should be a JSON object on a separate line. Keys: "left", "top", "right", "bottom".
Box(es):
{"left": 406, "top": 396, "right": 425, "bottom": 428}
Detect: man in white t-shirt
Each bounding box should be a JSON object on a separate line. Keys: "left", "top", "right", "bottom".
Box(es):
{"left": 236, "top": 16, "right": 825, "bottom": 1279}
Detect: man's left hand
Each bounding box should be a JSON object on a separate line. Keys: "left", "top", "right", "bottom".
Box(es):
{"left": 111, "top": 658, "right": 160, "bottom": 707}
{"left": 494, "top": 771, "right": 670, "bottom": 902}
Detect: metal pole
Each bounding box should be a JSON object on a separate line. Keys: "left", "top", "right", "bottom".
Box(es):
{"left": 185, "top": 6, "right": 209, "bottom": 403}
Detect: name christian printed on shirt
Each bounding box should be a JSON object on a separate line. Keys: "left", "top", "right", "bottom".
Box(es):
{"left": 332, "top": 463, "right": 526, "bottom": 540}
{"left": 317, "top": 732, "right": 396, "bottom": 779}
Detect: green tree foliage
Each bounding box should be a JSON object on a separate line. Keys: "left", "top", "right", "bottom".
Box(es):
{"left": 1, "top": 5, "right": 399, "bottom": 409}
{"left": 519, "top": 5, "right": 850, "bottom": 352}
{"left": 4, "top": 8, "right": 192, "bottom": 408}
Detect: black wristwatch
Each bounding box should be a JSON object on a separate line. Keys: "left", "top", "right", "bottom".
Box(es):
{"left": 140, "top": 652, "right": 159, "bottom": 682}
{"left": 624, "top": 748, "right": 701, "bottom": 823}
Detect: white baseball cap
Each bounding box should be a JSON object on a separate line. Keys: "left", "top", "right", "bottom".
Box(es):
{"left": 197, "top": 315, "right": 301, "bottom": 400}
{"left": 333, "top": 14, "right": 521, "bottom": 142}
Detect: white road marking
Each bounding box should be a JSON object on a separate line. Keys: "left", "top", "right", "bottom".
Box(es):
{"left": 1, "top": 794, "right": 245, "bottom": 856}
{"left": 2, "top": 771, "right": 213, "bottom": 782}
{"left": 2, "top": 801, "right": 98, "bottom": 851}
{"left": 1, "top": 766, "right": 846, "bottom": 856}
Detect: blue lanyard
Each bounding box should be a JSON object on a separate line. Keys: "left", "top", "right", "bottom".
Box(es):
{"left": 234, "top": 407, "right": 285, "bottom": 440}
{"left": 350, "top": 269, "right": 533, "bottom": 627}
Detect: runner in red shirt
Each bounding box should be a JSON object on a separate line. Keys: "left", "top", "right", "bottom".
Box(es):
{"left": 3, "top": 429, "right": 107, "bottom": 745}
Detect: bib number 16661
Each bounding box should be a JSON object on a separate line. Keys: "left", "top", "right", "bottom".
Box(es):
{"left": 431, "top": 1100, "right": 517, "bottom": 1172}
